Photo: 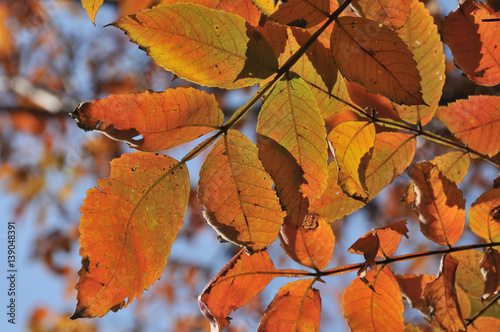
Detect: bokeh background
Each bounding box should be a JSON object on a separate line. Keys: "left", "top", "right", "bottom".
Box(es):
{"left": 0, "top": 0, "right": 499, "bottom": 331}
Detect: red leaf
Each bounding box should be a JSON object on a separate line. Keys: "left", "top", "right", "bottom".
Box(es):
{"left": 71, "top": 88, "right": 223, "bottom": 152}
{"left": 343, "top": 266, "right": 405, "bottom": 332}
{"left": 480, "top": 248, "right": 500, "bottom": 300}
{"left": 71, "top": 152, "right": 190, "bottom": 318}
{"left": 258, "top": 279, "right": 321, "bottom": 332}
{"left": 441, "top": 0, "right": 500, "bottom": 86}
{"left": 280, "top": 213, "right": 335, "bottom": 270}
{"left": 409, "top": 162, "right": 465, "bottom": 246}
{"left": 198, "top": 130, "right": 285, "bottom": 252}
{"left": 423, "top": 254, "right": 466, "bottom": 332}
{"left": 331, "top": 16, "right": 424, "bottom": 105}
{"left": 436, "top": 96, "right": 500, "bottom": 157}
{"left": 199, "top": 250, "right": 285, "bottom": 331}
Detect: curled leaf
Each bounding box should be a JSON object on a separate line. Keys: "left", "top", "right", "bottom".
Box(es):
{"left": 480, "top": 248, "right": 500, "bottom": 300}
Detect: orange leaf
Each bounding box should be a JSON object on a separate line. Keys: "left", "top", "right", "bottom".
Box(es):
{"left": 396, "top": 273, "right": 435, "bottom": 319}
{"left": 364, "top": 131, "right": 416, "bottom": 199}
{"left": 252, "top": 0, "right": 334, "bottom": 28}
{"left": 71, "top": 89, "right": 223, "bottom": 152}
{"left": 280, "top": 213, "right": 335, "bottom": 270}
{"left": 113, "top": 3, "right": 278, "bottom": 89}
{"left": 350, "top": 0, "right": 410, "bottom": 30}
{"left": 480, "top": 248, "right": 500, "bottom": 300}
{"left": 81, "top": 0, "right": 103, "bottom": 24}
{"left": 160, "top": 0, "right": 262, "bottom": 26}
{"left": 423, "top": 254, "right": 466, "bottom": 332}
{"left": 343, "top": 266, "right": 405, "bottom": 332}
{"left": 198, "top": 130, "right": 285, "bottom": 252}
{"left": 199, "top": 250, "right": 283, "bottom": 331}
{"left": 329, "top": 121, "right": 375, "bottom": 202}
{"left": 258, "top": 279, "right": 321, "bottom": 332}
{"left": 441, "top": 0, "right": 500, "bottom": 86}
{"left": 450, "top": 250, "right": 485, "bottom": 299}
{"left": 71, "top": 152, "right": 190, "bottom": 318}
{"left": 408, "top": 162, "right": 465, "bottom": 246}
{"left": 392, "top": 0, "right": 446, "bottom": 125}
{"left": 469, "top": 188, "right": 500, "bottom": 242}
{"left": 436, "top": 96, "right": 500, "bottom": 157}
{"left": 331, "top": 16, "right": 424, "bottom": 105}
{"left": 349, "top": 220, "right": 409, "bottom": 262}
{"left": 257, "top": 73, "right": 328, "bottom": 205}
{"left": 469, "top": 317, "right": 500, "bottom": 332}
{"left": 310, "top": 162, "right": 365, "bottom": 221}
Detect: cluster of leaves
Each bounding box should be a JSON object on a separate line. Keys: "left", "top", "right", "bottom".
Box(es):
{"left": 68, "top": 0, "right": 500, "bottom": 331}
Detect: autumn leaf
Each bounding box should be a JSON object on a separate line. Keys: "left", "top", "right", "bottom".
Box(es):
{"left": 469, "top": 317, "right": 500, "bottom": 332}
{"left": 71, "top": 152, "right": 190, "bottom": 318}
{"left": 160, "top": 0, "right": 262, "bottom": 26}
{"left": 350, "top": 0, "right": 410, "bottom": 30}
{"left": 480, "top": 248, "right": 500, "bottom": 300}
{"left": 330, "top": 16, "right": 424, "bottom": 105}
{"left": 396, "top": 273, "right": 435, "bottom": 319}
{"left": 257, "top": 73, "right": 328, "bottom": 206}
{"left": 409, "top": 162, "right": 465, "bottom": 247}
{"left": 349, "top": 220, "right": 409, "bottom": 261}
{"left": 81, "top": 0, "right": 103, "bottom": 24}
{"left": 328, "top": 121, "right": 375, "bottom": 202}
{"left": 392, "top": 0, "right": 446, "bottom": 125}
{"left": 441, "top": 0, "right": 500, "bottom": 86}
{"left": 343, "top": 266, "right": 405, "bottom": 332}
{"left": 280, "top": 213, "right": 335, "bottom": 270}
{"left": 251, "top": 0, "right": 334, "bottom": 28}
{"left": 450, "top": 250, "right": 485, "bottom": 299}
{"left": 113, "top": 3, "right": 278, "bottom": 89}
{"left": 423, "top": 254, "right": 466, "bottom": 332}
{"left": 199, "top": 250, "right": 303, "bottom": 331}
{"left": 436, "top": 96, "right": 500, "bottom": 157}
{"left": 70, "top": 88, "right": 223, "bottom": 152}
{"left": 197, "top": 130, "right": 285, "bottom": 252}
{"left": 469, "top": 188, "right": 500, "bottom": 242}
{"left": 258, "top": 279, "right": 321, "bottom": 332}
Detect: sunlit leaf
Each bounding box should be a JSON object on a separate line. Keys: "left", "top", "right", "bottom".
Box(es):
{"left": 258, "top": 279, "right": 321, "bottom": 332}
{"left": 423, "top": 254, "right": 466, "bottom": 332}
{"left": 331, "top": 16, "right": 424, "bottom": 105}
{"left": 160, "top": 0, "right": 262, "bottom": 26}
{"left": 441, "top": 0, "right": 500, "bottom": 86}
{"left": 309, "top": 161, "right": 365, "bottom": 221}
{"left": 469, "top": 188, "right": 500, "bottom": 242}
{"left": 198, "top": 130, "right": 285, "bottom": 252}
{"left": 396, "top": 273, "right": 435, "bottom": 319}
{"left": 349, "top": 220, "right": 409, "bottom": 263}
{"left": 436, "top": 96, "right": 500, "bottom": 157}
{"left": 252, "top": 0, "right": 334, "bottom": 28}
{"left": 480, "top": 248, "right": 500, "bottom": 301}
{"left": 329, "top": 121, "right": 375, "bottom": 202}
{"left": 71, "top": 152, "right": 189, "bottom": 318}
{"left": 469, "top": 317, "right": 500, "bottom": 332}
{"left": 392, "top": 0, "right": 446, "bottom": 125}
{"left": 81, "top": 0, "right": 103, "bottom": 24}
{"left": 450, "top": 249, "right": 485, "bottom": 299}
{"left": 257, "top": 73, "right": 328, "bottom": 206}
{"left": 113, "top": 3, "right": 278, "bottom": 89}
{"left": 199, "top": 250, "right": 293, "bottom": 331}
{"left": 71, "top": 88, "right": 223, "bottom": 152}
{"left": 343, "top": 266, "right": 405, "bottom": 332}
{"left": 456, "top": 285, "right": 471, "bottom": 320}
{"left": 409, "top": 162, "right": 465, "bottom": 246}
{"left": 350, "top": 0, "right": 410, "bottom": 30}
{"left": 280, "top": 213, "right": 335, "bottom": 270}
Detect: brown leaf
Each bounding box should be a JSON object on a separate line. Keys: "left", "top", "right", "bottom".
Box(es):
{"left": 423, "top": 254, "right": 466, "bottom": 332}
{"left": 480, "top": 248, "right": 500, "bottom": 300}
{"left": 343, "top": 266, "right": 405, "bottom": 332}
{"left": 331, "top": 16, "right": 424, "bottom": 105}
{"left": 350, "top": 0, "right": 410, "bottom": 30}
{"left": 409, "top": 162, "right": 465, "bottom": 246}
{"left": 280, "top": 213, "right": 335, "bottom": 270}
{"left": 396, "top": 273, "right": 435, "bottom": 319}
